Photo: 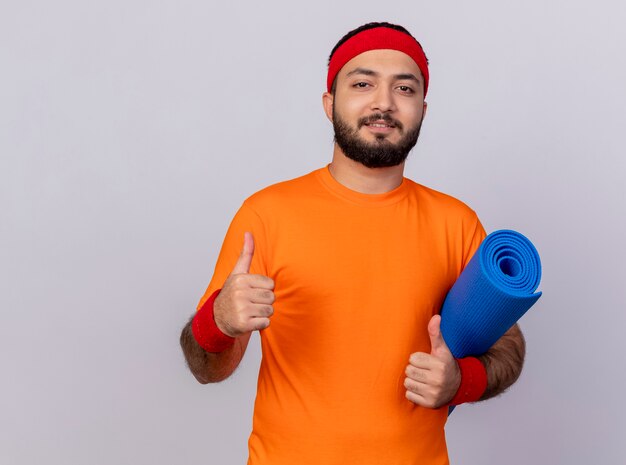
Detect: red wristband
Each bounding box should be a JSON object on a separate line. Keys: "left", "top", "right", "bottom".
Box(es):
{"left": 449, "top": 357, "right": 488, "bottom": 406}
{"left": 192, "top": 289, "right": 235, "bottom": 353}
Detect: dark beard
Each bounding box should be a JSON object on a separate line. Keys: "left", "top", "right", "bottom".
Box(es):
{"left": 332, "top": 107, "right": 422, "bottom": 168}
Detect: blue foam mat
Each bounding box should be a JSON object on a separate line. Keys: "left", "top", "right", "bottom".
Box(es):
{"left": 441, "top": 229, "right": 542, "bottom": 414}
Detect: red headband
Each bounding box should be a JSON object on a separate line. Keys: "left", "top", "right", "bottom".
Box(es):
{"left": 327, "top": 27, "right": 429, "bottom": 96}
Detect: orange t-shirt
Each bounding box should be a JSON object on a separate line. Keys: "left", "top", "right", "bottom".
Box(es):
{"left": 198, "top": 165, "right": 486, "bottom": 465}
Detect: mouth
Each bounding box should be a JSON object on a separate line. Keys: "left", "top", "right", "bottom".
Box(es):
{"left": 363, "top": 120, "right": 396, "bottom": 134}
{"left": 366, "top": 122, "right": 394, "bottom": 128}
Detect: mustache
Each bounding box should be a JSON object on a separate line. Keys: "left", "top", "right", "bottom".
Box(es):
{"left": 357, "top": 113, "right": 404, "bottom": 130}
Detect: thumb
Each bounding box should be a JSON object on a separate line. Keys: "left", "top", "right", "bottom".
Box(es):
{"left": 231, "top": 232, "right": 255, "bottom": 274}
{"left": 428, "top": 314, "right": 449, "bottom": 357}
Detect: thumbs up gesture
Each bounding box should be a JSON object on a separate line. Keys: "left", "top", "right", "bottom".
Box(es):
{"left": 213, "top": 232, "right": 275, "bottom": 337}
{"left": 403, "top": 315, "right": 461, "bottom": 409}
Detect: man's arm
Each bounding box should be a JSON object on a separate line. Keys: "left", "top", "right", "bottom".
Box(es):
{"left": 477, "top": 323, "right": 525, "bottom": 400}
{"left": 180, "top": 232, "right": 274, "bottom": 384}
{"left": 404, "top": 318, "right": 526, "bottom": 408}
{"left": 179, "top": 322, "right": 252, "bottom": 384}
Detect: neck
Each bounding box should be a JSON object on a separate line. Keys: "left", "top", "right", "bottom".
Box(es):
{"left": 328, "top": 145, "right": 405, "bottom": 194}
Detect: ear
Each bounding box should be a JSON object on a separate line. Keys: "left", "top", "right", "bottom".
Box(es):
{"left": 322, "top": 91, "right": 334, "bottom": 123}
{"left": 422, "top": 101, "right": 428, "bottom": 120}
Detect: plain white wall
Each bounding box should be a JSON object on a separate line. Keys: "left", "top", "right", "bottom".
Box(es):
{"left": 2, "top": 1, "right": 625, "bottom": 464}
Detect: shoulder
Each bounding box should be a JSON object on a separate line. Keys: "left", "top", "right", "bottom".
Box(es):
{"left": 405, "top": 178, "right": 479, "bottom": 221}
{"left": 241, "top": 169, "right": 321, "bottom": 213}
{"left": 405, "top": 180, "right": 486, "bottom": 266}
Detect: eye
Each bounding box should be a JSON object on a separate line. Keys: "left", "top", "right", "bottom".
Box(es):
{"left": 397, "top": 85, "right": 414, "bottom": 94}
{"left": 353, "top": 82, "right": 370, "bottom": 89}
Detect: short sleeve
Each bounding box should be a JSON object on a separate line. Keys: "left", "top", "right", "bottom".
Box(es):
{"left": 196, "top": 201, "right": 269, "bottom": 311}
{"left": 461, "top": 213, "right": 487, "bottom": 271}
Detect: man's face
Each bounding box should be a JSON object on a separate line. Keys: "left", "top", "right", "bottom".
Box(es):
{"left": 325, "top": 49, "right": 427, "bottom": 168}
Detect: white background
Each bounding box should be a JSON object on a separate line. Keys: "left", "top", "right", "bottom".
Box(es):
{"left": 2, "top": 1, "right": 625, "bottom": 463}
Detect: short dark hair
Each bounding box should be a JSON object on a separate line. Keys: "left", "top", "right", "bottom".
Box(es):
{"left": 327, "top": 22, "right": 427, "bottom": 94}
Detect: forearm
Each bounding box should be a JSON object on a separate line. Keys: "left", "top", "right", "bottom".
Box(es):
{"left": 179, "top": 316, "right": 248, "bottom": 384}
{"left": 477, "top": 323, "right": 526, "bottom": 400}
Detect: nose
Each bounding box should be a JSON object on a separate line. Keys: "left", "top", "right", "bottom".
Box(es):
{"left": 370, "top": 85, "right": 396, "bottom": 113}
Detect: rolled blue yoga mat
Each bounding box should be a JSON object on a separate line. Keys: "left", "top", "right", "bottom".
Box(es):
{"left": 441, "top": 229, "right": 542, "bottom": 414}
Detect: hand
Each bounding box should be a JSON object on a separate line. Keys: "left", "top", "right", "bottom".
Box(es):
{"left": 213, "top": 232, "right": 275, "bottom": 337}
{"left": 403, "top": 314, "right": 461, "bottom": 409}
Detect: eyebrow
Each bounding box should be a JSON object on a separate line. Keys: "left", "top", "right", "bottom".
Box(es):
{"left": 345, "top": 67, "right": 421, "bottom": 84}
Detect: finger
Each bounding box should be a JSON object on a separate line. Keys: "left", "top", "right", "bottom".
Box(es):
{"left": 228, "top": 273, "right": 274, "bottom": 291}
{"left": 249, "top": 288, "right": 275, "bottom": 305}
{"left": 408, "top": 352, "right": 437, "bottom": 370}
{"left": 247, "top": 303, "right": 274, "bottom": 318}
{"left": 405, "top": 364, "right": 429, "bottom": 383}
{"left": 428, "top": 314, "right": 450, "bottom": 357}
{"left": 236, "top": 307, "right": 273, "bottom": 333}
{"left": 232, "top": 232, "right": 255, "bottom": 275}
{"left": 404, "top": 376, "right": 429, "bottom": 394}
{"left": 405, "top": 388, "right": 428, "bottom": 406}
{"left": 246, "top": 274, "right": 275, "bottom": 290}
{"left": 249, "top": 317, "right": 271, "bottom": 332}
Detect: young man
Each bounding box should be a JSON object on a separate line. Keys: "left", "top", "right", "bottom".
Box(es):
{"left": 180, "top": 22, "right": 525, "bottom": 465}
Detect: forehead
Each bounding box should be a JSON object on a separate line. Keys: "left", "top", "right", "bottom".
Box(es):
{"left": 337, "top": 49, "right": 423, "bottom": 81}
